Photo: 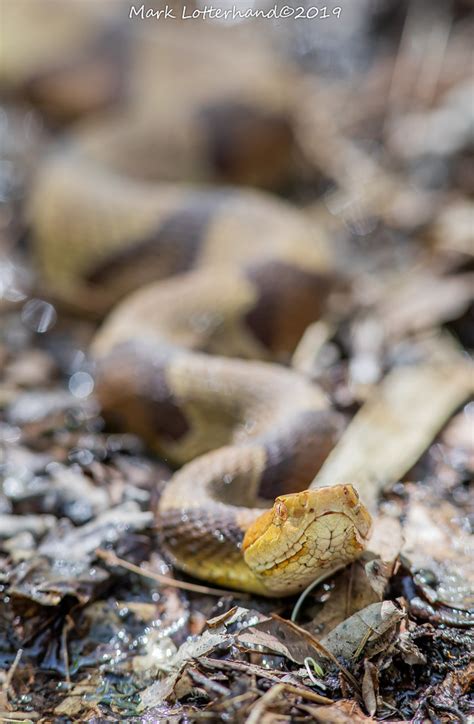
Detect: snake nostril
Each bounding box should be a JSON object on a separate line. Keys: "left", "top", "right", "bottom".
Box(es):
{"left": 275, "top": 500, "right": 288, "bottom": 521}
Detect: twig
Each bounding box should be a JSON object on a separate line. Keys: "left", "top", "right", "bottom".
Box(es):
{"left": 95, "top": 548, "right": 246, "bottom": 598}
{"left": 245, "top": 683, "right": 332, "bottom": 724}
{"left": 212, "top": 689, "right": 257, "bottom": 712}
{"left": 345, "top": 562, "right": 356, "bottom": 619}
{"left": 3, "top": 649, "right": 23, "bottom": 696}
{"left": 353, "top": 625, "right": 375, "bottom": 661}
{"left": 188, "top": 669, "right": 231, "bottom": 697}
{"left": 425, "top": 697, "right": 467, "bottom": 724}
{"left": 245, "top": 684, "right": 285, "bottom": 724}
{"left": 199, "top": 657, "right": 286, "bottom": 685}
{"left": 61, "top": 617, "right": 74, "bottom": 687}
{"left": 291, "top": 564, "right": 346, "bottom": 622}
{"left": 352, "top": 610, "right": 391, "bottom": 661}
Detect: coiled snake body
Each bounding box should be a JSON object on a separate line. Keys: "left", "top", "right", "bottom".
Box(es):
{"left": 3, "top": 1, "right": 372, "bottom": 596}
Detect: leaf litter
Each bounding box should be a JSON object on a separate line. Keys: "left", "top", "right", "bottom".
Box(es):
{"left": 1, "top": 3, "right": 473, "bottom": 722}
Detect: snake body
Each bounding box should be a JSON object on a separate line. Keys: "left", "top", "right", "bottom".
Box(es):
{"left": 3, "top": 1, "right": 372, "bottom": 596}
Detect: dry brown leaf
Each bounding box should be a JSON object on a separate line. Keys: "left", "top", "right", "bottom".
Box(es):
{"left": 361, "top": 660, "right": 379, "bottom": 716}
{"left": 237, "top": 617, "right": 318, "bottom": 665}
{"left": 300, "top": 699, "right": 374, "bottom": 723}
{"left": 304, "top": 564, "right": 381, "bottom": 640}
{"left": 321, "top": 601, "right": 405, "bottom": 663}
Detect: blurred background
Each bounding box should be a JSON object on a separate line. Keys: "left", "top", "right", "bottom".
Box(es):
{"left": 1, "top": 1, "right": 473, "bottom": 280}
{"left": 1, "top": 0, "right": 473, "bottom": 393}
{"left": 0, "top": 2, "right": 473, "bottom": 718}
{"left": 1, "top": 0, "right": 472, "bottom": 322}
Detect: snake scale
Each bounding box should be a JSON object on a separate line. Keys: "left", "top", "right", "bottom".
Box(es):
{"left": 3, "top": 1, "right": 372, "bottom": 596}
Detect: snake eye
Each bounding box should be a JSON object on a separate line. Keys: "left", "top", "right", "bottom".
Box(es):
{"left": 275, "top": 500, "right": 288, "bottom": 521}
{"left": 342, "top": 484, "right": 360, "bottom": 509}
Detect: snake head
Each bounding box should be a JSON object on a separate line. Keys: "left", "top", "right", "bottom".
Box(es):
{"left": 242, "top": 484, "right": 372, "bottom": 596}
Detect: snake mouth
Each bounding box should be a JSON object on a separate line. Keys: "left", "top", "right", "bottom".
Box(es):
{"left": 242, "top": 484, "right": 372, "bottom": 595}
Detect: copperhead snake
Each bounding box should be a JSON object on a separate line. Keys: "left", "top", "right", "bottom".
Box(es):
{"left": 2, "top": 1, "right": 372, "bottom": 596}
